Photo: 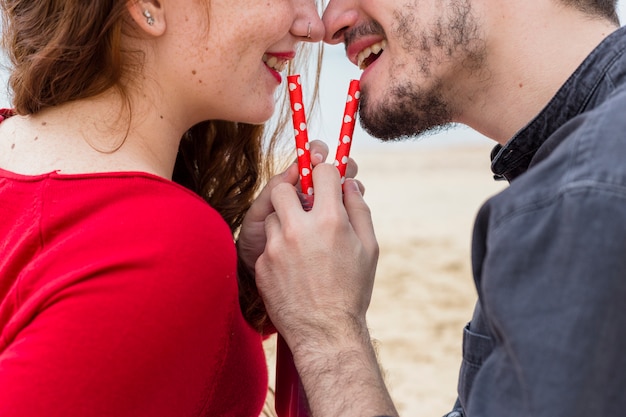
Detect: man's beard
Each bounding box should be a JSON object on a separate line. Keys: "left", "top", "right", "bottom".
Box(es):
{"left": 359, "top": 80, "right": 453, "bottom": 141}
{"left": 359, "top": 0, "right": 485, "bottom": 141}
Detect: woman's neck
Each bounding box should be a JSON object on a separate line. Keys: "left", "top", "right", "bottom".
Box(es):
{"left": 0, "top": 88, "right": 185, "bottom": 179}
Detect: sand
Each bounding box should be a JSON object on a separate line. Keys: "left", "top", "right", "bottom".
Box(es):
{"left": 262, "top": 142, "right": 508, "bottom": 416}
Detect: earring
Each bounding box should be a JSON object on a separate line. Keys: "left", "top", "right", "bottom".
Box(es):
{"left": 306, "top": 22, "right": 312, "bottom": 39}
{"left": 143, "top": 9, "right": 155, "bottom": 26}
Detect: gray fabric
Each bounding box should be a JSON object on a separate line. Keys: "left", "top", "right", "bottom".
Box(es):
{"left": 452, "top": 26, "right": 626, "bottom": 416}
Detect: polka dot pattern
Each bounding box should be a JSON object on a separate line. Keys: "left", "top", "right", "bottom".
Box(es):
{"left": 287, "top": 77, "right": 361, "bottom": 194}
{"left": 287, "top": 75, "right": 314, "bottom": 196}
{"left": 334, "top": 80, "right": 361, "bottom": 184}
{"left": 277, "top": 80, "right": 360, "bottom": 416}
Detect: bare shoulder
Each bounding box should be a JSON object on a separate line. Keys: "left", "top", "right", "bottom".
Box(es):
{"left": 0, "top": 113, "right": 82, "bottom": 175}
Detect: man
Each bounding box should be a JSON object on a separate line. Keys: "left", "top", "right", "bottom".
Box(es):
{"left": 255, "top": 1, "right": 626, "bottom": 416}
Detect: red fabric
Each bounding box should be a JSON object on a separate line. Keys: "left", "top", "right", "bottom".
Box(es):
{"left": 0, "top": 168, "right": 268, "bottom": 416}
{"left": 0, "top": 108, "right": 15, "bottom": 122}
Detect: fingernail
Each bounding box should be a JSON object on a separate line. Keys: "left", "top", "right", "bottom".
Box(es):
{"left": 344, "top": 179, "right": 361, "bottom": 195}
{"left": 312, "top": 152, "right": 324, "bottom": 163}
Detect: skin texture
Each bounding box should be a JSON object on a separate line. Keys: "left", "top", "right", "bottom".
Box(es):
{"left": 253, "top": 0, "right": 621, "bottom": 416}
{"left": 323, "top": 0, "right": 618, "bottom": 144}
{"left": 0, "top": 0, "right": 325, "bottom": 179}
{"left": 256, "top": 164, "right": 396, "bottom": 417}
{"left": 349, "top": 1, "right": 486, "bottom": 141}
{"left": 238, "top": 140, "right": 362, "bottom": 276}
{"left": 0, "top": 0, "right": 328, "bottom": 307}
{"left": 132, "top": 0, "right": 324, "bottom": 127}
{"left": 0, "top": 0, "right": 331, "bottom": 414}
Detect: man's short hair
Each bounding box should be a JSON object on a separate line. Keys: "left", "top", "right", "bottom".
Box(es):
{"left": 561, "top": 0, "right": 619, "bottom": 24}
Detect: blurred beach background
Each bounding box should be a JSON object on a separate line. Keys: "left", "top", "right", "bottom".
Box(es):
{"left": 0, "top": 6, "right": 625, "bottom": 416}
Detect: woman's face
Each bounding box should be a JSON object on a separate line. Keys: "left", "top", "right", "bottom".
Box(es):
{"left": 155, "top": 0, "right": 324, "bottom": 127}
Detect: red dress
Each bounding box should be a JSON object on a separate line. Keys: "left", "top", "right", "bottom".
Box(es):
{"left": 0, "top": 126, "right": 267, "bottom": 416}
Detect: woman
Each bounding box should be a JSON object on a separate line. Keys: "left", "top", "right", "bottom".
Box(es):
{"left": 0, "top": 0, "right": 324, "bottom": 415}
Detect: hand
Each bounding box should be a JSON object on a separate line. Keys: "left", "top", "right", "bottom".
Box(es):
{"left": 237, "top": 140, "right": 359, "bottom": 275}
{"left": 238, "top": 140, "right": 322, "bottom": 272}
{"left": 254, "top": 163, "right": 396, "bottom": 417}
{"left": 255, "top": 163, "right": 378, "bottom": 351}
{"left": 237, "top": 140, "right": 360, "bottom": 332}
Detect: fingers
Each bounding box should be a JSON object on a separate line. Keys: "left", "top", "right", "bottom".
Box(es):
{"left": 246, "top": 163, "right": 299, "bottom": 222}
{"left": 271, "top": 181, "right": 308, "bottom": 220}
{"left": 263, "top": 212, "right": 281, "bottom": 244}
{"left": 256, "top": 159, "right": 363, "bottom": 221}
{"left": 237, "top": 163, "right": 300, "bottom": 272}
{"left": 258, "top": 170, "right": 379, "bottom": 343}
{"left": 308, "top": 140, "right": 329, "bottom": 166}
{"left": 345, "top": 157, "right": 359, "bottom": 179}
{"left": 352, "top": 178, "right": 366, "bottom": 195}
{"left": 303, "top": 139, "right": 359, "bottom": 180}
{"left": 343, "top": 179, "right": 378, "bottom": 253}
{"left": 309, "top": 163, "right": 344, "bottom": 211}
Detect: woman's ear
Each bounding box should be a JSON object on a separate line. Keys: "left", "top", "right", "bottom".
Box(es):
{"left": 126, "top": 0, "right": 166, "bottom": 36}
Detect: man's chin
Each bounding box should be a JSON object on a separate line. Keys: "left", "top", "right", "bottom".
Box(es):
{"left": 360, "top": 113, "right": 451, "bottom": 142}
{"left": 359, "top": 94, "right": 455, "bottom": 141}
{"left": 361, "top": 123, "right": 414, "bottom": 142}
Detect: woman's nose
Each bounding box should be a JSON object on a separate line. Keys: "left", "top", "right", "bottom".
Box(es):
{"left": 292, "top": 3, "right": 325, "bottom": 42}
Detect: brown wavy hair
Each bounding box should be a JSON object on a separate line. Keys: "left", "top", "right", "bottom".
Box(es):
{"left": 0, "top": 0, "right": 322, "bottom": 332}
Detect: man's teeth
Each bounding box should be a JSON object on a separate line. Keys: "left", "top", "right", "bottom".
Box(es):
{"left": 357, "top": 40, "right": 387, "bottom": 70}
{"left": 263, "top": 54, "right": 288, "bottom": 72}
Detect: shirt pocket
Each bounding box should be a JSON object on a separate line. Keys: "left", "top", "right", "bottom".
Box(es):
{"left": 458, "top": 322, "right": 494, "bottom": 405}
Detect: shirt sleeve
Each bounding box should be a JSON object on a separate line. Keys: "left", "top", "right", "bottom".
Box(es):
{"left": 465, "top": 183, "right": 626, "bottom": 416}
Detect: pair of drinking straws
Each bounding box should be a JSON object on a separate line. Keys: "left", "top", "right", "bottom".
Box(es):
{"left": 288, "top": 74, "right": 361, "bottom": 199}
{"left": 275, "top": 76, "right": 361, "bottom": 417}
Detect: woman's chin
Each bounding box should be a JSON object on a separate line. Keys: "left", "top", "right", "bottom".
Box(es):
{"left": 239, "top": 108, "right": 276, "bottom": 125}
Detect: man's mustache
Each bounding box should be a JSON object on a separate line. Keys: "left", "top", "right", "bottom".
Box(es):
{"left": 344, "top": 20, "right": 386, "bottom": 51}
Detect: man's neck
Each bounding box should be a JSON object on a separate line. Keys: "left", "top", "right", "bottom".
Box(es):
{"left": 458, "top": 2, "right": 619, "bottom": 144}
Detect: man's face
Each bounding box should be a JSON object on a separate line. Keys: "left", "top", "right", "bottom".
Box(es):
{"left": 322, "top": 0, "right": 487, "bottom": 141}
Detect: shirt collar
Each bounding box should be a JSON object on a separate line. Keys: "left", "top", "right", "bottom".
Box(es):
{"left": 490, "top": 26, "right": 626, "bottom": 182}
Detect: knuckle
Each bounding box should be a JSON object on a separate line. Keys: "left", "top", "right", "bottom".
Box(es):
{"left": 281, "top": 221, "right": 301, "bottom": 242}
{"left": 271, "top": 182, "right": 296, "bottom": 201}
{"left": 317, "top": 209, "right": 343, "bottom": 229}
{"left": 264, "top": 241, "right": 282, "bottom": 260}
{"left": 310, "top": 139, "right": 329, "bottom": 155}
{"left": 315, "top": 162, "right": 338, "bottom": 175}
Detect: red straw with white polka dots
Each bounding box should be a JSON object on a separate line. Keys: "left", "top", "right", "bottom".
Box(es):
{"left": 287, "top": 75, "right": 314, "bottom": 197}
{"left": 276, "top": 75, "right": 316, "bottom": 417}
{"left": 279, "top": 73, "right": 310, "bottom": 417}
{"left": 277, "top": 78, "right": 361, "bottom": 417}
{"left": 334, "top": 79, "right": 361, "bottom": 184}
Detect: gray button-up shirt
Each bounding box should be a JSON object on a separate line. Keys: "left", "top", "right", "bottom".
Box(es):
{"left": 449, "top": 25, "right": 626, "bottom": 417}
